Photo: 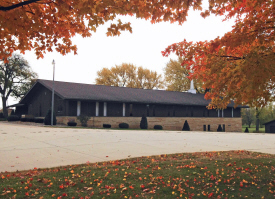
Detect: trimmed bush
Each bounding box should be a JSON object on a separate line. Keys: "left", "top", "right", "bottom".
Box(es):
{"left": 103, "top": 124, "right": 111, "bottom": 128}
{"left": 67, "top": 121, "right": 77, "bottom": 126}
{"left": 44, "top": 109, "right": 57, "bottom": 125}
{"left": 217, "top": 124, "right": 223, "bottom": 132}
{"left": 34, "top": 118, "right": 44, "bottom": 123}
{"left": 7, "top": 115, "right": 20, "bottom": 121}
{"left": 140, "top": 115, "right": 148, "bottom": 129}
{"left": 10, "top": 109, "right": 15, "bottom": 115}
{"left": 245, "top": 127, "right": 249, "bottom": 133}
{"left": 154, "top": 125, "right": 163, "bottom": 130}
{"left": 182, "top": 120, "right": 190, "bottom": 131}
{"left": 77, "top": 115, "right": 90, "bottom": 127}
{"left": 28, "top": 117, "right": 35, "bottom": 122}
{"left": 20, "top": 117, "right": 28, "bottom": 122}
{"left": 119, "top": 123, "right": 129, "bottom": 129}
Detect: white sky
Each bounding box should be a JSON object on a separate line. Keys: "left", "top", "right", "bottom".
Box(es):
{"left": 3, "top": 6, "right": 235, "bottom": 108}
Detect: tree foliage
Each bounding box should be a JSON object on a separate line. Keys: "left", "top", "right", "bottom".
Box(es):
{"left": 241, "top": 108, "right": 255, "bottom": 128}
{"left": 0, "top": 53, "right": 37, "bottom": 117}
{"left": 241, "top": 104, "right": 275, "bottom": 129}
{"left": 162, "top": 0, "right": 275, "bottom": 109}
{"left": 164, "top": 57, "right": 203, "bottom": 93}
{"left": 0, "top": 0, "right": 199, "bottom": 61}
{"left": 96, "top": 63, "right": 164, "bottom": 89}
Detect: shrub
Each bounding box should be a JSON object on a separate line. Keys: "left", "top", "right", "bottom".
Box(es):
{"left": 10, "top": 109, "right": 15, "bottom": 115}
{"left": 182, "top": 120, "right": 190, "bottom": 131}
{"left": 77, "top": 115, "right": 90, "bottom": 127}
{"left": 28, "top": 117, "right": 35, "bottom": 122}
{"left": 20, "top": 117, "right": 28, "bottom": 122}
{"left": 67, "top": 121, "right": 77, "bottom": 126}
{"left": 103, "top": 124, "right": 111, "bottom": 128}
{"left": 119, "top": 123, "right": 129, "bottom": 129}
{"left": 217, "top": 124, "right": 223, "bottom": 132}
{"left": 20, "top": 115, "right": 34, "bottom": 122}
{"left": 7, "top": 115, "right": 20, "bottom": 121}
{"left": 244, "top": 127, "right": 249, "bottom": 133}
{"left": 34, "top": 118, "right": 44, "bottom": 123}
{"left": 140, "top": 115, "right": 148, "bottom": 129}
{"left": 44, "top": 109, "right": 57, "bottom": 125}
{"left": 154, "top": 125, "right": 163, "bottom": 130}
{"left": 0, "top": 112, "right": 4, "bottom": 118}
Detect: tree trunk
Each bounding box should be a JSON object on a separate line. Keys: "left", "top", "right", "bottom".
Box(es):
{"left": 1, "top": 96, "right": 8, "bottom": 118}
{"left": 256, "top": 108, "right": 260, "bottom": 132}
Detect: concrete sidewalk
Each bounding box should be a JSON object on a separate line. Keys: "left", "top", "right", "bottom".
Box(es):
{"left": 0, "top": 122, "right": 274, "bottom": 172}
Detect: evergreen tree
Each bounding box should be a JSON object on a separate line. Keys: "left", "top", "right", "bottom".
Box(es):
{"left": 140, "top": 115, "right": 148, "bottom": 129}
{"left": 217, "top": 125, "right": 223, "bottom": 132}
{"left": 182, "top": 120, "right": 190, "bottom": 131}
{"left": 44, "top": 109, "right": 56, "bottom": 125}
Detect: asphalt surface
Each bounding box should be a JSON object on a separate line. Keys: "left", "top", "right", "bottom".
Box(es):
{"left": 1, "top": 122, "right": 274, "bottom": 172}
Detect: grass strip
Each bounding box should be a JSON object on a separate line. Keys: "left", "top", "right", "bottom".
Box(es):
{"left": 1, "top": 150, "right": 275, "bottom": 198}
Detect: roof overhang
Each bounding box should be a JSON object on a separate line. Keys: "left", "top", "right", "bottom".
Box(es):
{"left": 7, "top": 103, "right": 26, "bottom": 108}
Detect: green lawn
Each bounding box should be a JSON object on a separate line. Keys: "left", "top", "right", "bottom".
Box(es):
{"left": 1, "top": 151, "right": 275, "bottom": 198}
{"left": 242, "top": 126, "right": 265, "bottom": 133}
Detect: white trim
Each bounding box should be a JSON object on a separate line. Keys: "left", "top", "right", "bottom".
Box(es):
{"left": 77, "top": 101, "right": 81, "bottom": 116}
{"left": 122, "top": 103, "right": 125, "bottom": 117}
{"left": 218, "top": 109, "right": 220, "bottom": 117}
{"left": 104, "top": 102, "right": 107, "bottom": 116}
{"left": 222, "top": 109, "right": 224, "bottom": 117}
{"left": 188, "top": 80, "right": 196, "bottom": 94}
{"left": 96, "top": 102, "right": 99, "bottom": 116}
{"left": 232, "top": 107, "right": 234, "bottom": 117}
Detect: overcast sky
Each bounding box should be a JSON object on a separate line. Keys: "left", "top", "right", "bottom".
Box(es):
{"left": 3, "top": 5, "right": 235, "bottom": 108}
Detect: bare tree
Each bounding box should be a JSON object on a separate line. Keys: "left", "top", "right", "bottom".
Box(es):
{"left": 0, "top": 54, "right": 37, "bottom": 117}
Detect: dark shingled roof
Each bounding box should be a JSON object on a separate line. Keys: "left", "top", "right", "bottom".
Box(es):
{"left": 21, "top": 79, "right": 237, "bottom": 107}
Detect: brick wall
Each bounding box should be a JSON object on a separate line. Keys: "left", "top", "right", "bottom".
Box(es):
{"left": 57, "top": 116, "right": 242, "bottom": 132}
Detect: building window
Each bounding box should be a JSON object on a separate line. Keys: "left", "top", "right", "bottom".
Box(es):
{"left": 147, "top": 105, "right": 149, "bottom": 116}
{"left": 129, "top": 104, "right": 133, "bottom": 116}
{"left": 173, "top": 106, "right": 175, "bottom": 116}
{"left": 153, "top": 105, "right": 155, "bottom": 116}
{"left": 39, "top": 104, "right": 42, "bottom": 116}
{"left": 191, "top": 107, "right": 193, "bottom": 117}
{"left": 58, "top": 105, "right": 63, "bottom": 113}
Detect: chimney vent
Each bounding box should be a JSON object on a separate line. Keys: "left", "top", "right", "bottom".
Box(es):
{"left": 188, "top": 80, "right": 196, "bottom": 94}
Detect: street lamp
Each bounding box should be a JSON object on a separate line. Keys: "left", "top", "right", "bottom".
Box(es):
{"left": 51, "top": 59, "right": 55, "bottom": 126}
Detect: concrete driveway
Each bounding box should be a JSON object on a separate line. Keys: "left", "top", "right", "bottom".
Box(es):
{"left": 0, "top": 122, "right": 274, "bottom": 172}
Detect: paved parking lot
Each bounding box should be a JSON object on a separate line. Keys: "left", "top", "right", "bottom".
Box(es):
{"left": 0, "top": 122, "right": 274, "bottom": 172}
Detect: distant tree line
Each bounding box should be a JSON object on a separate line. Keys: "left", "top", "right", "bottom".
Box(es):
{"left": 242, "top": 104, "right": 275, "bottom": 128}
{"left": 95, "top": 58, "right": 203, "bottom": 92}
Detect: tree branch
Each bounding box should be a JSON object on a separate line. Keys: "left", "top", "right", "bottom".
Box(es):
{"left": 0, "top": 0, "right": 41, "bottom": 11}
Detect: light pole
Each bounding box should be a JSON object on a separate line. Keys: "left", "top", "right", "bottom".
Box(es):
{"left": 51, "top": 59, "right": 55, "bottom": 126}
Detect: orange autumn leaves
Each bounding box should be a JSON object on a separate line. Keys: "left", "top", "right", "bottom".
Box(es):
{"left": 163, "top": 0, "right": 275, "bottom": 108}
{"left": 1, "top": 0, "right": 274, "bottom": 107}
{"left": 0, "top": 0, "right": 199, "bottom": 61}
